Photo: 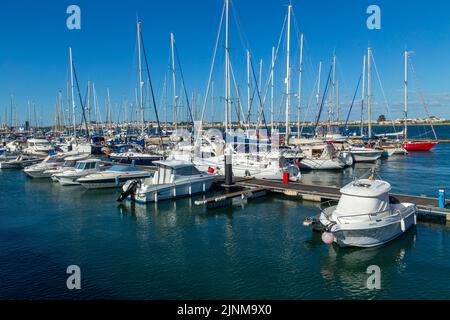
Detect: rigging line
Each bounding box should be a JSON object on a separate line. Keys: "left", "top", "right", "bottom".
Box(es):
{"left": 229, "top": 61, "right": 245, "bottom": 127}
{"left": 257, "top": 13, "right": 287, "bottom": 119}
{"left": 174, "top": 43, "right": 194, "bottom": 126}
{"left": 139, "top": 29, "right": 163, "bottom": 146}
{"left": 370, "top": 52, "right": 399, "bottom": 137}
{"left": 344, "top": 73, "right": 362, "bottom": 132}
{"left": 198, "top": 1, "right": 225, "bottom": 137}
{"left": 72, "top": 61, "right": 90, "bottom": 138}
{"left": 249, "top": 58, "right": 268, "bottom": 131}
{"left": 314, "top": 66, "right": 333, "bottom": 133}
{"left": 408, "top": 56, "right": 438, "bottom": 140}
{"left": 300, "top": 68, "right": 319, "bottom": 135}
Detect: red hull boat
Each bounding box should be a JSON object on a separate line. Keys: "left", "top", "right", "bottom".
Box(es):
{"left": 401, "top": 141, "right": 438, "bottom": 151}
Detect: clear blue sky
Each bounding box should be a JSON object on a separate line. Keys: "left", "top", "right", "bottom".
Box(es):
{"left": 1, "top": 0, "right": 450, "bottom": 126}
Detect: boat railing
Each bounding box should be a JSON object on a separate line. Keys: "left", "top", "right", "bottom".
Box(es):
{"left": 335, "top": 209, "right": 392, "bottom": 224}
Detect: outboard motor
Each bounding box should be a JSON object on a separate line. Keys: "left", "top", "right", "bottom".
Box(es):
{"left": 117, "top": 180, "right": 140, "bottom": 202}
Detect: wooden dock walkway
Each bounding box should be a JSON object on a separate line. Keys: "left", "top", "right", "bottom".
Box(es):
{"left": 200, "top": 177, "right": 450, "bottom": 222}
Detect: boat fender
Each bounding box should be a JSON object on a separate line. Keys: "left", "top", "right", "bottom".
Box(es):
{"left": 322, "top": 232, "right": 335, "bottom": 245}
{"left": 413, "top": 212, "right": 417, "bottom": 226}
{"left": 400, "top": 218, "right": 406, "bottom": 232}
{"left": 117, "top": 179, "right": 139, "bottom": 202}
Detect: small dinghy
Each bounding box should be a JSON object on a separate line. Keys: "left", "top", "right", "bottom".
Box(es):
{"left": 310, "top": 177, "right": 417, "bottom": 247}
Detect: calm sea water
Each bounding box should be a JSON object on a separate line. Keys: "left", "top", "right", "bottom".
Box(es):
{"left": 1, "top": 126, "right": 450, "bottom": 300}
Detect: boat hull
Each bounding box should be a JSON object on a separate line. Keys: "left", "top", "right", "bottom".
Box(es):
{"left": 402, "top": 141, "right": 438, "bottom": 151}
{"left": 134, "top": 178, "right": 216, "bottom": 203}
{"left": 329, "top": 207, "right": 417, "bottom": 247}
{"left": 299, "top": 159, "right": 345, "bottom": 170}
{"left": 350, "top": 151, "right": 383, "bottom": 162}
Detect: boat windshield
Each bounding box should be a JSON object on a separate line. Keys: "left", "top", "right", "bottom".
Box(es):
{"left": 47, "top": 157, "right": 63, "bottom": 163}
{"left": 174, "top": 166, "right": 201, "bottom": 176}
{"left": 109, "top": 165, "right": 140, "bottom": 172}
{"left": 75, "top": 162, "right": 86, "bottom": 170}
{"left": 63, "top": 160, "right": 77, "bottom": 167}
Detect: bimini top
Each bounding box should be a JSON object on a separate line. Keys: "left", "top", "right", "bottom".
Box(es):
{"left": 153, "top": 160, "right": 195, "bottom": 169}
{"left": 340, "top": 179, "right": 391, "bottom": 198}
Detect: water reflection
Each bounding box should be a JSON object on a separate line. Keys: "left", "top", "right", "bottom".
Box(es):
{"left": 319, "top": 228, "right": 417, "bottom": 297}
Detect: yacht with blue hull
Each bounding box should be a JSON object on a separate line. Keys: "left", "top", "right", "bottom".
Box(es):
{"left": 77, "top": 165, "right": 152, "bottom": 189}
{"left": 118, "top": 160, "right": 216, "bottom": 203}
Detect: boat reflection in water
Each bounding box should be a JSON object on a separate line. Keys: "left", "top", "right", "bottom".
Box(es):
{"left": 319, "top": 228, "right": 417, "bottom": 298}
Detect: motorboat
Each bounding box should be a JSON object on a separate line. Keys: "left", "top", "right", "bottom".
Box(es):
{"left": 298, "top": 144, "right": 347, "bottom": 170}
{"left": 23, "top": 138, "right": 54, "bottom": 156}
{"left": 53, "top": 159, "right": 105, "bottom": 186}
{"left": 347, "top": 146, "right": 383, "bottom": 162}
{"left": 45, "top": 154, "right": 92, "bottom": 181}
{"left": 77, "top": 165, "right": 152, "bottom": 189}
{"left": 24, "top": 154, "right": 67, "bottom": 178}
{"left": 0, "top": 155, "right": 42, "bottom": 169}
{"left": 108, "top": 151, "right": 164, "bottom": 166}
{"left": 313, "top": 178, "right": 417, "bottom": 247}
{"left": 118, "top": 160, "right": 216, "bottom": 203}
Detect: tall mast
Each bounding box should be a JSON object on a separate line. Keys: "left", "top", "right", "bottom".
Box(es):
{"left": 297, "top": 33, "right": 304, "bottom": 138}
{"left": 360, "top": 55, "right": 366, "bottom": 136}
{"left": 285, "top": 4, "right": 292, "bottom": 142}
{"left": 92, "top": 83, "right": 99, "bottom": 133}
{"left": 367, "top": 47, "right": 372, "bottom": 138}
{"left": 107, "top": 88, "right": 112, "bottom": 130}
{"left": 270, "top": 46, "right": 275, "bottom": 131}
{"left": 171, "top": 32, "right": 178, "bottom": 131}
{"left": 224, "top": 0, "right": 230, "bottom": 133}
{"left": 137, "top": 21, "right": 145, "bottom": 135}
{"left": 404, "top": 50, "right": 408, "bottom": 140}
{"left": 331, "top": 54, "right": 336, "bottom": 123}
{"left": 316, "top": 61, "right": 322, "bottom": 109}
{"left": 246, "top": 49, "right": 251, "bottom": 126}
{"left": 86, "top": 80, "right": 91, "bottom": 127}
{"left": 69, "top": 47, "right": 76, "bottom": 138}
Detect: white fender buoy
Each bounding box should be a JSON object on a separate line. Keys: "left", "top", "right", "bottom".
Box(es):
{"left": 322, "top": 232, "right": 335, "bottom": 245}
{"left": 413, "top": 213, "right": 417, "bottom": 226}
{"left": 400, "top": 218, "right": 406, "bottom": 232}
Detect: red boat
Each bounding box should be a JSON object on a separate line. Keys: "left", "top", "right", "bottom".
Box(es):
{"left": 401, "top": 141, "right": 439, "bottom": 151}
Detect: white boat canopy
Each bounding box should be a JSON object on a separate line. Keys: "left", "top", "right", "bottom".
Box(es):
{"left": 334, "top": 179, "right": 391, "bottom": 217}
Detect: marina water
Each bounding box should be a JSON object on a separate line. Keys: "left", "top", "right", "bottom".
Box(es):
{"left": 1, "top": 125, "right": 450, "bottom": 299}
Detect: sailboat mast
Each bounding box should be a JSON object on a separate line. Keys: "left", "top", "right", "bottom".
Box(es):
{"left": 285, "top": 4, "right": 292, "bottom": 142}
{"left": 297, "top": 33, "right": 304, "bottom": 138}
{"left": 224, "top": 0, "right": 230, "bottom": 134}
{"left": 367, "top": 47, "right": 372, "bottom": 138}
{"left": 69, "top": 47, "right": 77, "bottom": 138}
{"left": 271, "top": 46, "right": 275, "bottom": 131}
{"left": 404, "top": 50, "right": 408, "bottom": 140}
{"left": 246, "top": 49, "right": 251, "bottom": 126}
{"left": 171, "top": 32, "right": 178, "bottom": 132}
{"left": 360, "top": 55, "right": 366, "bottom": 136}
{"left": 137, "top": 21, "right": 145, "bottom": 135}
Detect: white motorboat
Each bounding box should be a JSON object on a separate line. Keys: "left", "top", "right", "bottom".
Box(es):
{"left": 0, "top": 155, "right": 42, "bottom": 169}
{"left": 77, "top": 165, "right": 152, "bottom": 189}
{"left": 315, "top": 178, "right": 417, "bottom": 247}
{"left": 23, "top": 139, "right": 54, "bottom": 156}
{"left": 299, "top": 144, "right": 347, "bottom": 170}
{"left": 54, "top": 159, "right": 104, "bottom": 186}
{"left": 24, "top": 154, "right": 68, "bottom": 178}
{"left": 347, "top": 147, "right": 383, "bottom": 162}
{"left": 45, "top": 154, "right": 92, "bottom": 181}
{"left": 118, "top": 160, "right": 216, "bottom": 203}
